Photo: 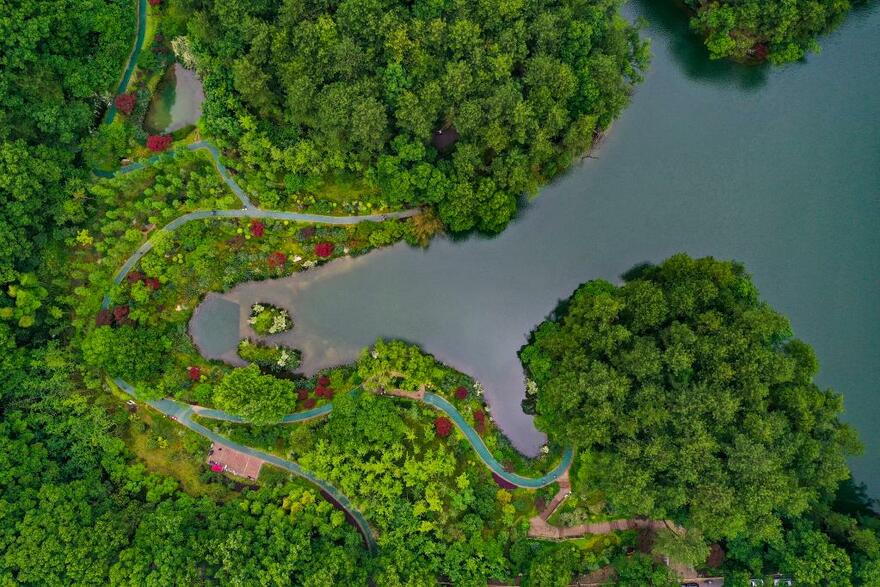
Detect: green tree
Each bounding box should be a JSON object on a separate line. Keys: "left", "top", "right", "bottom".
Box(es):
{"left": 213, "top": 364, "right": 294, "bottom": 424}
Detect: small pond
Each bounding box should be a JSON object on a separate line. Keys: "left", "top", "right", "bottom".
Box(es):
{"left": 144, "top": 63, "right": 205, "bottom": 134}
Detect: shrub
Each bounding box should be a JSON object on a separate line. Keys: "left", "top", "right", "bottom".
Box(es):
{"left": 454, "top": 386, "right": 468, "bottom": 400}
{"left": 314, "top": 242, "right": 334, "bottom": 257}
{"left": 267, "top": 251, "right": 286, "bottom": 268}
{"left": 303, "top": 397, "right": 317, "bottom": 409}
{"left": 238, "top": 339, "right": 301, "bottom": 373}
{"left": 434, "top": 416, "right": 453, "bottom": 438}
{"left": 114, "top": 93, "right": 136, "bottom": 115}
{"left": 297, "top": 388, "right": 309, "bottom": 401}
{"left": 318, "top": 375, "right": 331, "bottom": 387}
{"left": 188, "top": 366, "right": 202, "bottom": 381}
{"left": 250, "top": 221, "right": 265, "bottom": 237}
{"left": 146, "top": 134, "right": 172, "bottom": 152}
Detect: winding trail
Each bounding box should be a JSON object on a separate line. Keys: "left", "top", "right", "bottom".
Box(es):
{"left": 100, "top": 139, "right": 572, "bottom": 550}
{"left": 99, "top": 0, "right": 573, "bottom": 551}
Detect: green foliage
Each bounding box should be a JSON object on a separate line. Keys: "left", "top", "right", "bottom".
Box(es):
{"left": 522, "top": 255, "right": 859, "bottom": 545}
{"left": 82, "top": 325, "right": 171, "bottom": 385}
{"left": 238, "top": 339, "right": 301, "bottom": 374}
{"left": 684, "top": 0, "right": 854, "bottom": 64}
{"left": 612, "top": 552, "right": 679, "bottom": 586}
{"left": 187, "top": 0, "right": 648, "bottom": 232}
{"left": 214, "top": 365, "right": 294, "bottom": 424}
{"left": 248, "top": 302, "right": 292, "bottom": 335}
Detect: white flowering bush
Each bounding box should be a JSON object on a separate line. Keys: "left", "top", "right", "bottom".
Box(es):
{"left": 249, "top": 303, "right": 293, "bottom": 335}
{"left": 238, "top": 339, "right": 301, "bottom": 373}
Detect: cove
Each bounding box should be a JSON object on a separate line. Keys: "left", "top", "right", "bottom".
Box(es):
{"left": 191, "top": 2, "right": 880, "bottom": 494}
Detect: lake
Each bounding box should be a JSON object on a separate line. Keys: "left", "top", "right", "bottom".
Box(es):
{"left": 191, "top": 1, "right": 880, "bottom": 494}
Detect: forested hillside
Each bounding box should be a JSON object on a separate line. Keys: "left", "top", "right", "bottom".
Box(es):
{"left": 183, "top": 0, "right": 649, "bottom": 232}
{"left": 520, "top": 255, "right": 880, "bottom": 583}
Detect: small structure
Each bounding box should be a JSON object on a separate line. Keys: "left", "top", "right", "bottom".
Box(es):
{"left": 206, "top": 442, "right": 264, "bottom": 480}
{"left": 431, "top": 124, "right": 459, "bottom": 153}
{"left": 126, "top": 400, "right": 138, "bottom": 413}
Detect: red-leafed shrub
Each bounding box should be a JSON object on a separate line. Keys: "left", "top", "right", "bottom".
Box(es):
{"left": 250, "top": 221, "right": 265, "bottom": 237}
{"left": 297, "top": 388, "right": 309, "bottom": 401}
{"left": 454, "top": 386, "right": 468, "bottom": 400}
{"left": 492, "top": 472, "right": 516, "bottom": 489}
{"left": 325, "top": 389, "right": 334, "bottom": 400}
{"left": 752, "top": 43, "right": 769, "bottom": 61}
{"left": 299, "top": 226, "right": 316, "bottom": 240}
{"left": 473, "top": 409, "right": 486, "bottom": 433}
{"left": 149, "top": 0, "right": 161, "bottom": 7}
{"left": 314, "top": 242, "right": 334, "bottom": 257}
{"left": 318, "top": 375, "right": 331, "bottom": 387}
{"left": 303, "top": 398, "right": 317, "bottom": 409}
{"left": 434, "top": 416, "right": 453, "bottom": 438}
{"left": 114, "top": 93, "right": 136, "bottom": 115}
{"left": 267, "top": 251, "right": 286, "bottom": 268}
{"left": 95, "top": 308, "right": 113, "bottom": 326}
{"left": 188, "top": 366, "right": 201, "bottom": 381}
{"left": 146, "top": 134, "right": 172, "bottom": 152}
{"left": 145, "top": 277, "right": 161, "bottom": 291}
{"left": 126, "top": 271, "right": 144, "bottom": 283}
{"left": 113, "top": 305, "right": 130, "bottom": 322}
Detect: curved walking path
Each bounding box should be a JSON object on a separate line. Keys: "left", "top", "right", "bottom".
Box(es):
{"left": 103, "top": 0, "right": 146, "bottom": 125}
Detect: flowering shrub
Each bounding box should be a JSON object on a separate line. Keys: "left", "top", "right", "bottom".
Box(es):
{"left": 238, "top": 339, "right": 301, "bottom": 373}
{"left": 146, "top": 134, "right": 172, "bottom": 152}
{"left": 112, "top": 305, "right": 130, "bottom": 322}
{"left": 267, "top": 251, "right": 286, "bottom": 268}
{"left": 188, "top": 366, "right": 202, "bottom": 381}
{"left": 114, "top": 93, "right": 136, "bottom": 115}
{"left": 315, "top": 386, "right": 334, "bottom": 399}
{"left": 250, "top": 221, "right": 265, "bottom": 237}
{"left": 248, "top": 303, "right": 292, "bottom": 335}
{"left": 473, "top": 408, "right": 486, "bottom": 434}
{"left": 95, "top": 308, "right": 113, "bottom": 326}
{"left": 314, "top": 242, "right": 334, "bottom": 257}
{"left": 454, "top": 386, "right": 468, "bottom": 400}
{"left": 434, "top": 416, "right": 453, "bottom": 438}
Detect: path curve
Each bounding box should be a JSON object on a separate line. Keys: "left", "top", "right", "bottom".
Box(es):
{"left": 103, "top": 0, "right": 146, "bottom": 125}
{"left": 112, "top": 379, "right": 377, "bottom": 553}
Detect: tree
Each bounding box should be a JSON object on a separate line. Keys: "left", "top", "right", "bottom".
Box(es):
{"left": 81, "top": 325, "right": 170, "bottom": 384}
{"left": 520, "top": 254, "right": 860, "bottom": 545}
{"left": 684, "top": 0, "right": 854, "bottom": 64}
{"left": 213, "top": 364, "right": 293, "bottom": 424}
{"left": 187, "top": 0, "right": 649, "bottom": 233}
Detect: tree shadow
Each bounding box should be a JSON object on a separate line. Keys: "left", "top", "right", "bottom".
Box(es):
{"left": 627, "top": 0, "right": 770, "bottom": 92}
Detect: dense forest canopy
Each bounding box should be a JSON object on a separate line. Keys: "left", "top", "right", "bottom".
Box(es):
{"left": 184, "top": 0, "right": 649, "bottom": 231}
{"left": 684, "top": 0, "right": 856, "bottom": 63}
{"left": 520, "top": 255, "right": 880, "bottom": 583}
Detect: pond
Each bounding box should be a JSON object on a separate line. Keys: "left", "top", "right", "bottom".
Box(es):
{"left": 144, "top": 63, "right": 205, "bottom": 135}
{"left": 190, "top": 2, "right": 880, "bottom": 494}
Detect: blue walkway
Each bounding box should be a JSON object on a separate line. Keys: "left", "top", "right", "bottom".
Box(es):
{"left": 103, "top": 0, "right": 147, "bottom": 125}
{"left": 113, "top": 378, "right": 378, "bottom": 553}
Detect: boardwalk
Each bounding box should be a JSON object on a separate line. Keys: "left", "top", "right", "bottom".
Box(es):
{"left": 528, "top": 467, "right": 684, "bottom": 539}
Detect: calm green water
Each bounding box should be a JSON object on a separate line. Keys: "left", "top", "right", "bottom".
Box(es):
{"left": 192, "top": 3, "right": 880, "bottom": 493}
{"left": 144, "top": 63, "right": 204, "bottom": 134}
